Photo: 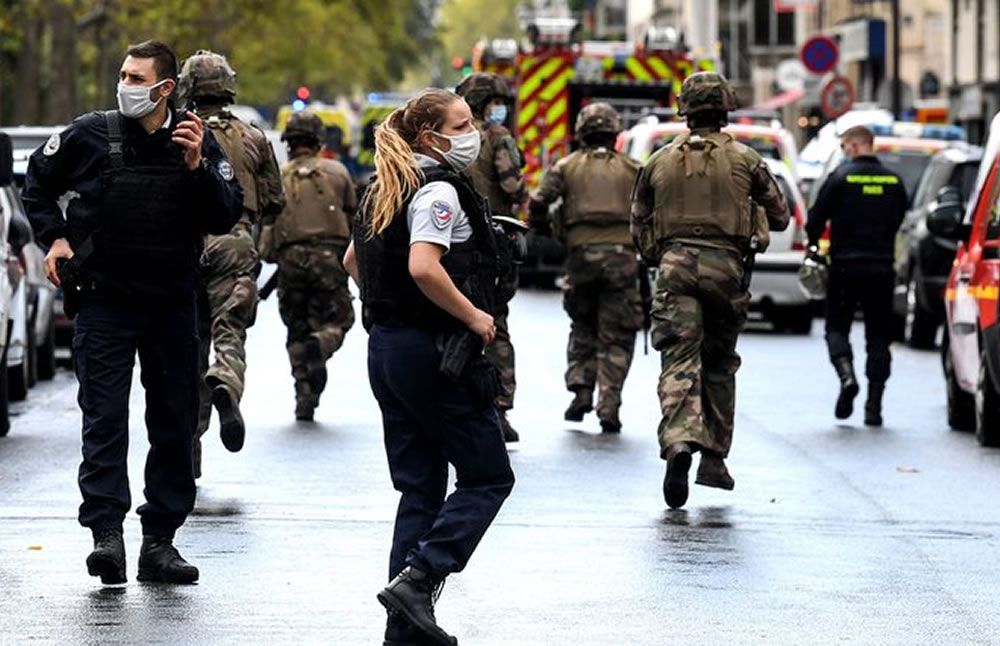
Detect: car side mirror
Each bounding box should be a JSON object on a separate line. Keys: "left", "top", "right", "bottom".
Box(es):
{"left": 926, "top": 185, "right": 967, "bottom": 240}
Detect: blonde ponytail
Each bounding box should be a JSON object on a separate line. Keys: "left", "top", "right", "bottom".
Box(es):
{"left": 364, "top": 109, "right": 423, "bottom": 237}
{"left": 360, "top": 89, "right": 460, "bottom": 237}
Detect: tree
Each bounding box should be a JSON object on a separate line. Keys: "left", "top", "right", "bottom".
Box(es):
{"left": 437, "top": 0, "right": 524, "bottom": 66}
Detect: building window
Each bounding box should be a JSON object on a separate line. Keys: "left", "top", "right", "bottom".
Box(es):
{"left": 753, "top": 0, "right": 794, "bottom": 46}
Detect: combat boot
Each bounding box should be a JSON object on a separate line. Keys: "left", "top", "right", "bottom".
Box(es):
{"left": 210, "top": 380, "right": 245, "bottom": 453}
{"left": 497, "top": 410, "right": 519, "bottom": 443}
{"left": 384, "top": 612, "right": 457, "bottom": 646}
{"left": 564, "top": 388, "right": 593, "bottom": 422}
{"left": 864, "top": 382, "right": 885, "bottom": 427}
{"left": 833, "top": 357, "right": 859, "bottom": 420}
{"left": 377, "top": 567, "right": 456, "bottom": 646}
{"left": 137, "top": 536, "right": 199, "bottom": 584}
{"left": 598, "top": 409, "right": 621, "bottom": 434}
{"left": 295, "top": 400, "right": 315, "bottom": 422}
{"left": 663, "top": 442, "right": 693, "bottom": 509}
{"left": 86, "top": 527, "right": 126, "bottom": 584}
{"left": 695, "top": 452, "right": 735, "bottom": 490}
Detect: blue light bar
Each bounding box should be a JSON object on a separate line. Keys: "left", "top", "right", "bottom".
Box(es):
{"left": 868, "top": 121, "right": 966, "bottom": 141}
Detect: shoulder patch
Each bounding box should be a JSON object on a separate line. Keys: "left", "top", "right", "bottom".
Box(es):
{"left": 43, "top": 133, "right": 60, "bottom": 156}
{"left": 431, "top": 200, "right": 454, "bottom": 230}
{"left": 218, "top": 159, "right": 235, "bottom": 181}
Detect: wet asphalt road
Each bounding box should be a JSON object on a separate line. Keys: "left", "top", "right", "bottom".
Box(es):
{"left": 2, "top": 288, "right": 999, "bottom": 646}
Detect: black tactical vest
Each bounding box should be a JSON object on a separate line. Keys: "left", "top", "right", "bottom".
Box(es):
{"left": 356, "top": 165, "right": 499, "bottom": 332}
{"left": 84, "top": 111, "right": 203, "bottom": 297}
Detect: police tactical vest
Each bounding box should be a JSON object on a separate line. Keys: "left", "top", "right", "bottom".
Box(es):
{"left": 205, "top": 114, "right": 258, "bottom": 218}
{"left": 649, "top": 132, "right": 754, "bottom": 243}
{"left": 276, "top": 155, "right": 353, "bottom": 248}
{"left": 356, "top": 165, "right": 499, "bottom": 332}
{"left": 560, "top": 148, "right": 639, "bottom": 229}
{"left": 87, "top": 110, "right": 203, "bottom": 295}
{"left": 464, "top": 122, "right": 509, "bottom": 215}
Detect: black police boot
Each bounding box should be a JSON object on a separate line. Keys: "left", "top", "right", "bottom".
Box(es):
{"left": 210, "top": 380, "right": 245, "bottom": 453}
{"left": 695, "top": 452, "right": 735, "bottom": 490}
{"left": 377, "top": 567, "right": 456, "bottom": 646}
{"left": 564, "top": 388, "right": 593, "bottom": 422}
{"left": 137, "top": 536, "right": 199, "bottom": 584}
{"left": 497, "top": 410, "right": 519, "bottom": 443}
{"left": 864, "top": 382, "right": 885, "bottom": 427}
{"left": 86, "top": 528, "right": 126, "bottom": 584}
{"left": 384, "top": 612, "right": 456, "bottom": 646}
{"left": 598, "top": 409, "right": 622, "bottom": 434}
{"left": 833, "top": 357, "right": 859, "bottom": 420}
{"left": 663, "top": 443, "right": 693, "bottom": 509}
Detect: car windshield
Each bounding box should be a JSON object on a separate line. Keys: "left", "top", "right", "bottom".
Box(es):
{"left": 952, "top": 161, "right": 980, "bottom": 202}
{"left": 875, "top": 150, "right": 932, "bottom": 199}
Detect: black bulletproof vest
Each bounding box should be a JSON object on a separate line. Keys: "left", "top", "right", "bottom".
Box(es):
{"left": 89, "top": 111, "right": 202, "bottom": 296}
{"left": 356, "top": 165, "right": 499, "bottom": 332}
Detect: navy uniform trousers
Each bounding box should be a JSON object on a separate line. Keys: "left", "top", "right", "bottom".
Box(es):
{"left": 824, "top": 261, "right": 894, "bottom": 385}
{"left": 73, "top": 291, "right": 199, "bottom": 539}
{"left": 367, "top": 324, "right": 515, "bottom": 581}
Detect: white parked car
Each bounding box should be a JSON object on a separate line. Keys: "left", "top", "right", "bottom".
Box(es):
{"left": 749, "top": 158, "right": 812, "bottom": 333}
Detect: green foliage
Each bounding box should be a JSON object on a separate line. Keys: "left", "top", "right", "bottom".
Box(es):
{"left": 437, "top": 0, "right": 524, "bottom": 63}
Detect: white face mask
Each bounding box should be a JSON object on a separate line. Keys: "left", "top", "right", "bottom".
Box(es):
{"left": 116, "top": 79, "right": 168, "bottom": 119}
{"left": 486, "top": 105, "right": 508, "bottom": 126}
{"left": 432, "top": 129, "right": 481, "bottom": 171}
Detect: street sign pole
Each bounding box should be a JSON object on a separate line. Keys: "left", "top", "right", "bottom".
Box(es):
{"left": 892, "top": 0, "right": 901, "bottom": 118}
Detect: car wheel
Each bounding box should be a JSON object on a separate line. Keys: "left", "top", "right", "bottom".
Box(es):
{"left": 905, "top": 274, "right": 938, "bottom": 350}
{"left": 36, "top": 316, "right": 56, "bottom": 381}
{"left": 943, "top": 335, "right": 975, "bottom": 431}
{"left": 775, "top": 306, "right": 812, "bottom": 335}
{"left": 0, "top": 330, "right": 9, "bottom": 438}
{"left": 975, "top": 347, "right": 1000, "bottom": 447}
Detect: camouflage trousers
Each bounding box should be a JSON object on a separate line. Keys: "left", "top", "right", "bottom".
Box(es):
{"left": 563, "top": 245, "right": 643, "bottom": 418}
{"left": 652, "top": 244, "right": 748, "bottom": 458}
{"left": 277, "top": 243, "right": 355, "bottom": 409}
{"left": 195, "top": 230, "right": 259, "bottom": 459}
{"left": 484, "top": 268, "right": 517, "bottom": 410}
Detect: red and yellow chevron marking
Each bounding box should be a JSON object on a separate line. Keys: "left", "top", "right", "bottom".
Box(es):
{"left": 516, "top": 53, "right": 574, "bottom": 189}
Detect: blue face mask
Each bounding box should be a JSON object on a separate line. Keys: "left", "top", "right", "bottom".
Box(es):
{"left": 486, "top": 104, "right": 508, "bottom": 126}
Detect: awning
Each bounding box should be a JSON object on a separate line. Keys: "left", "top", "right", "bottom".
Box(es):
{"left": 752, "top": 87, "right": 806, "bottom": 110}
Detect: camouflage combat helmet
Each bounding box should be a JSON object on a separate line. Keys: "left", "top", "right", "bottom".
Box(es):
{"left": 677, "top": 71, "right": 738, "bottom": 116}
{"left": 575, "top": 102, "right": 622, "bottom": 139}
{"left": 455, "top": 72, "right": 511, "bottom": 113}
{"left": 177, "top": 50, "right": 237, "bottom": 105}
{"left": 282, "top": 111, "right": 324, "bottom": 143}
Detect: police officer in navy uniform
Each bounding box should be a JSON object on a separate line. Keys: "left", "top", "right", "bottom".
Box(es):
{"left": 805, "top": 125, "right": 907, "bottom": 427}
{"left": 22, "top": 40, "right": 242, "bottom": 585}
{"left": 343, "top": 89, "right": 515, "bottom": 646}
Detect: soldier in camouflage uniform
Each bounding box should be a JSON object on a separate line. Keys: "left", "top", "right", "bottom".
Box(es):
{"left": 630, "top": 72, "right": 789, "bottom": 508}
{"left": 456, "top": 72, "right": 525, "bottom": 442}
{"left": 259, "top": 111, "right": 357, "bottom": 422}
{"left": 529, "top": 103, "right": 643, "bottom": 433}
{"left": 177, "top": 51, "right": 285, "bottom": 478}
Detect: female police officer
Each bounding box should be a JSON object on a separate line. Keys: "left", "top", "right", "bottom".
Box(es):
{"left": 343, "top": 89, "right": 515, "bottom": 646}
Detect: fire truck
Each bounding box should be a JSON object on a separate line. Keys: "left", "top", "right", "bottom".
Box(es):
{"left": 474, "top": 19, "right": 716, "bottom": 189}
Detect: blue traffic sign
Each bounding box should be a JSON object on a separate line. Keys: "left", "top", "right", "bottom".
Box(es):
{"left": 801, "top": 36, "right": 839, "bottom": 74}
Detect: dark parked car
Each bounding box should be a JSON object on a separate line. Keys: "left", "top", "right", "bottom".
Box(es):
{"left": 894, "top": 145, "right": 982, "bottom": 348}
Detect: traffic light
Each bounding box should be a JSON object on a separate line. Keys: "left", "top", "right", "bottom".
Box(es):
{"left": 292, "top": 85, "right": 310, "bottom": 112}
{"left": 452, "top": 57, "right": 472, "bottom": 76}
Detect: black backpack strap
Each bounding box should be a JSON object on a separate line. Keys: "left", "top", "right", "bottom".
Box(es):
{"left": 104, "top": 110, "right": 124, "bottom": 170}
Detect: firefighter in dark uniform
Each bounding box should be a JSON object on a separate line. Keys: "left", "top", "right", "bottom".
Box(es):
{"left": 805, "top": 125, "right": 908, "bottom": 426}
{"left": 22, "top": 41, "right": 242, "bottom": 585}
{"left": 343, "top": 89, "right": 515, "bottom": 646}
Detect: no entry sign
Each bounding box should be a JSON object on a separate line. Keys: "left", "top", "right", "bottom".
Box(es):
{"left": 820, "top": 75, "right": 855, "bottom": 119}
{"left": 801, "top": 36, "right": 838, "bottom": 74}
